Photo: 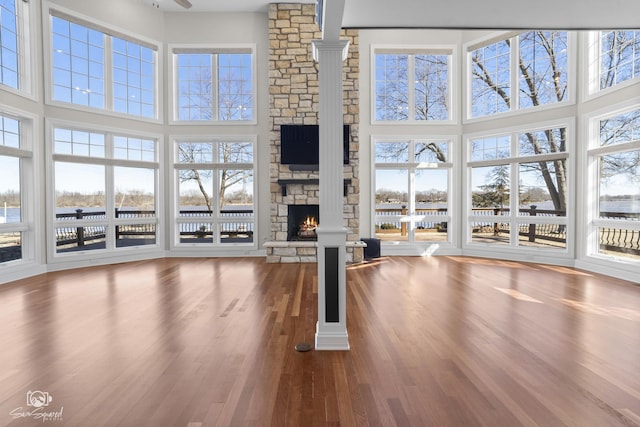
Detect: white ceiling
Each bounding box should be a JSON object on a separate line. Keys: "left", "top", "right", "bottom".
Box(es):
{"left": 142, "top": 0, "right": 640, "bottom": 29}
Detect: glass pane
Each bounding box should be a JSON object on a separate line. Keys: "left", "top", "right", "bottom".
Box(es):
{"left": 600, "top": 31, "right": 640, "bottom": 89}
{"left": 113, "top": 137, "right": 156, "bottom": 161}
{"left": 176, "top": 53, "right": 213, "bottom": 121}
{"left": 56, "top": 226, "right": 106, "bottom": 253}
{"left": 598, "top": 151, "right": 640, "bottom": 219}
{"left": 471, "top": 136, "right": 510, "bottom": 161}
{"left": 218, "top": 53, "right": 253, "bottom": 121}
{"left": 519, "top": 128, "right": 567, "bottom": 155}
{"left": 0, "top": 155, "right": 20, "bottom": 223}
{"left": 218, "top": 142, "right": 253, "bottom": 163}
{"left": 178, "top": 169, "right": 213, "bottom": 216}
{"left": 415, "top": 141, "right": 448, "bottom": 163}
{"left": 415, "top": 169, "right": 448, "bottom": 213}
{"left": 219, "top": 169, "right": 253, "bottom": 209}
{"left": 220, "top": 221, "right": 253, "bottom": 244}
{"left": 598, "top": 227, "right": 640, "bottom": 260}
{"left": 517, "top": 222, "right": 567, "bottom": 249}
{"left": 518, "top": 31, "right": 568, "bottom": 109}
{"left": 54, "top": 162, "right": 105, "bottom": 212}
{"left": 470, "top": 39, "right": 511, "bottom": 118}
{"left": 1, "top": 0, "right": 19, "bottom": 89}
{"left": 54, "top": 128, "right": 105, "bottom": 157}
{"left": 375, "top": 54, "right": 409, "bottom": 120}
{"left": 0, "top": 232, "right": 21, "bottom": 263}
{"left": 470, "top": 221, "right": 509, "bottom": 244}
{"left": 177, "top": 142, "right": 213, "bottom": 163}
{"left": 414, "top": 54, "right": 449, "bottom": 120}
{"left": 0, "top": 116, "right": 20, "bottom": 148}
{"left": 375, "top": 142, "right": 409, "bottom": 163}
{"left": 114, "top": 167, "right": 155, "bottom": 218}
{"left": 375, "top": 169, "right": 408, "bottom": 242}
{"left": 115, "top": 224, "right": 156, "bottom": 248}
{"left": 112, "top": 38, "right": 155, "bottom": 118}
{"left": 599, "top": 108, "right": 640, "bottom": 147}
{"left": 471, "top": 165, "right": 510, "bottom": 210}
{"left": 519, "top": 160, "right": 568, "bottom": 216}
{"left": 179, "top": 222, "right": 214, "bottom": 243}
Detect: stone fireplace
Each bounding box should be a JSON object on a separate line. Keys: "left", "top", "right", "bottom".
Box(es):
{"left": 264, "top": 4, "right": 362, "bottom": 263}
{"left": 288, "top": 205, "right": 319, "bottom": 241}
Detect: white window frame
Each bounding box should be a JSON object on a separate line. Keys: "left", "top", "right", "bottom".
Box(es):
{"left": 584, "top": 31, "right": 640, "bottom": 101}
{"left": 168, "top": 44, "right": 257, "bottom": 125}
{"left": 0, "top": 0, "right": 37, "bottom": 99}
{"left": 170, "top": 135, "right": 257, "bottom": 251}
{"left": 371, "top": 135, "right": 457, "bottom": 252}
{"left": 464, "top": 31, "right": 576, "bottom": 123}
{"left": 46, "top": 119, "right": 163, "bottom": 263}
{"left": 0, "top": 106, "right": 40, "bottom": 271}
{"left": 42, "top": 3, "right": 162, "bottom": 123}
{"left": 370, "top": 44, "right": 457, "bottom": 125}
{"left": 583, "top": 100, "right": 640, "bottom": 268}
{"left": 463, "top": 118, "right": 574, "bottom": 260}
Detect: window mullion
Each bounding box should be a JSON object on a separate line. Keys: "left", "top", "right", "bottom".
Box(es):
{"left": 511, "top": 35, "right": 519, "bottom": 113}
{"left": 407, "top": 55, "right": 415, "bottom": 122}
{"left": 211, "top": 54, "right": 218, "bottom": 121}
{"left": 104, "top": 35, "right": 114, "bottom": 111}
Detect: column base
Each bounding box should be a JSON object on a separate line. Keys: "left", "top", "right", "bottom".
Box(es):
{"left": 315, "top": 322, "right": 350, "bottom": 351}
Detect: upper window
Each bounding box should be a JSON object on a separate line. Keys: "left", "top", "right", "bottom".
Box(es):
{"left": 373, "top": 48, "right": 453, "bottom": 122}
{"left": 49, "top": 10, "right": 158, "bottom": 119}
{"left": 172, "top": 47, "right": 254, "bottom": 122}
{"left": 0, "top": 0, "right": 19, "bottom": 89}
{"left": 599, "top": 31, "right": 640, "bottom": 90}
{"left": 469, "top": 31, "right": 569, "bottom": 119}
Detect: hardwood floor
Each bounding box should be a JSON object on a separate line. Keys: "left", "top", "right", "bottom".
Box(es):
{"left": 0, "top": 256, "right": 639, "bottom": 426}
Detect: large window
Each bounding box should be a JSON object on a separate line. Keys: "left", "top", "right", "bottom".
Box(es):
{"left": 51, "top": 125, "right": 159, "bottom": 255}
{"left": 469, "top": 31, "right": 569, "bottom": 118}
{"left": 588, "top": 106, "right": 640, "bottom": 262}
{"left": 373, "top": 48, "right": 453, "bottom": 122}
{"left": 0, "top": 112, "right": 33, "bottom": 264}
{"left": 49, "top": 11, "right": 158, "bottom": 119}
{"left": 1, "top": 0, "right": 32, "bottom": 94}
{"left": 466, "top": 123, "right": 570, "bottom": 251}
{"left": 373, "top": 138, "right": 453, "bottom": 244}
{"left": 174, "top": 138, "right": 255, "bottom": 246}
{"left": 172, "top": 48, "right": 254, "bottom": 122}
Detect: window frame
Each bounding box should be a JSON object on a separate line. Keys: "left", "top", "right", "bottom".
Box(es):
{"left": 0, "top": 0, "right": 37, "bottom": 99}
{"left": 0, "top": 106, "right": 39, "bottom": 268}
{"left": 584, "top": 100, "right": 640, "bottom": 265}
{"left": 170, "top": 135, "right": 257, "bottom": 250}
{"left": 168, "top": 44, "right": 257, "bottom": 125}
{"left": 370, "top": 44, "right": 457, "bottom": 125}
{"left": 46, "top": 119, "right": 163, "bottom": 262}
{"left": 371, "top": 135, "right": 457, "bottom": 248}
{"left": 464, "top": 31, "right": 576, "bottom": 123}
{"left": 463, "top": 118, "right": 574, "bottom": 257}
{"left": 43, "top": 4, "right": 162, "bottom": 123}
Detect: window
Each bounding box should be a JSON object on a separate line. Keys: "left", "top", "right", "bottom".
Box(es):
{"left": 373, "top": 48, "right": 453, "bottom": 122}
{"left": 172, "top": 48, "right": 254, "bottom": 122}
{"left": 49, "top": 11, "right": 158, "bottom": 119}
{"left": 588, "top": 106, "right": 640, "bottom": 262}
{"left": 469, "top": 31, "right": 569, "bottom": 118}
{"left": 174, "top": 139, "right": 255, "bottom": 245}
{"left": 0, "top": 112, "right": 33, "bottom": 264}
{"left": 1, "top": 0, "right": 32, "bottom": 94}
{"left": 0, "top": 0, "right": 19, "bottom": 89}
{"left": 373, "top": 138, "right": 453, "bottom": 244}
{"left": 51, "top": 126, "right": 159, "bottom": 255}
{"left": 599, "top": 31, "right": 640, "bottom": 90}
{"left": 466, "top": 123, "right": 570, "bottom": 251}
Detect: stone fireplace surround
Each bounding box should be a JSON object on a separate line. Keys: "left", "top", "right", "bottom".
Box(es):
{"left": 265, "top": 4, "right": 362, "bottom": 263}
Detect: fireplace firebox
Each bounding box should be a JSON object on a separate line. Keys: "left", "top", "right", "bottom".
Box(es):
{"left": 287, "top": 205, "right": 319, "bottom": 241}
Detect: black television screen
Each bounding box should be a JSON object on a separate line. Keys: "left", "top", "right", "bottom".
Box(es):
{"left": 280, "top": 124, "right": 350, "bottom": 167}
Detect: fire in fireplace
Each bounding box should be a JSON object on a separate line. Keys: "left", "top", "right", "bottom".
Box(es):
{"left": 287, "top": 205, "right": 319, "bottom": 241}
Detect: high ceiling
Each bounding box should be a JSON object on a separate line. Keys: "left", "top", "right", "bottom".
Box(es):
{"left": 141, "top": 0, "right": 640, "bottom": 29}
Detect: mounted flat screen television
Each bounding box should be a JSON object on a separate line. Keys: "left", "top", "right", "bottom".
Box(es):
{"left": 280, "top": 124, "right": 350, "bottom": 169}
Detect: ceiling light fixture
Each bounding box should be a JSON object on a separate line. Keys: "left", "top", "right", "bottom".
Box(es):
{"left": 174, "top": 0, "right": 192, "bottom": 9}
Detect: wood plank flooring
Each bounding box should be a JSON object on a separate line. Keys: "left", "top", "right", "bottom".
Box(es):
{"left": 0, "top": 256, "right": 639, "bottom": 426}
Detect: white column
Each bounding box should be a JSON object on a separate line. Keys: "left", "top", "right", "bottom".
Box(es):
{"left": 312, "top": 39, "right": 350, "bottom": 351}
